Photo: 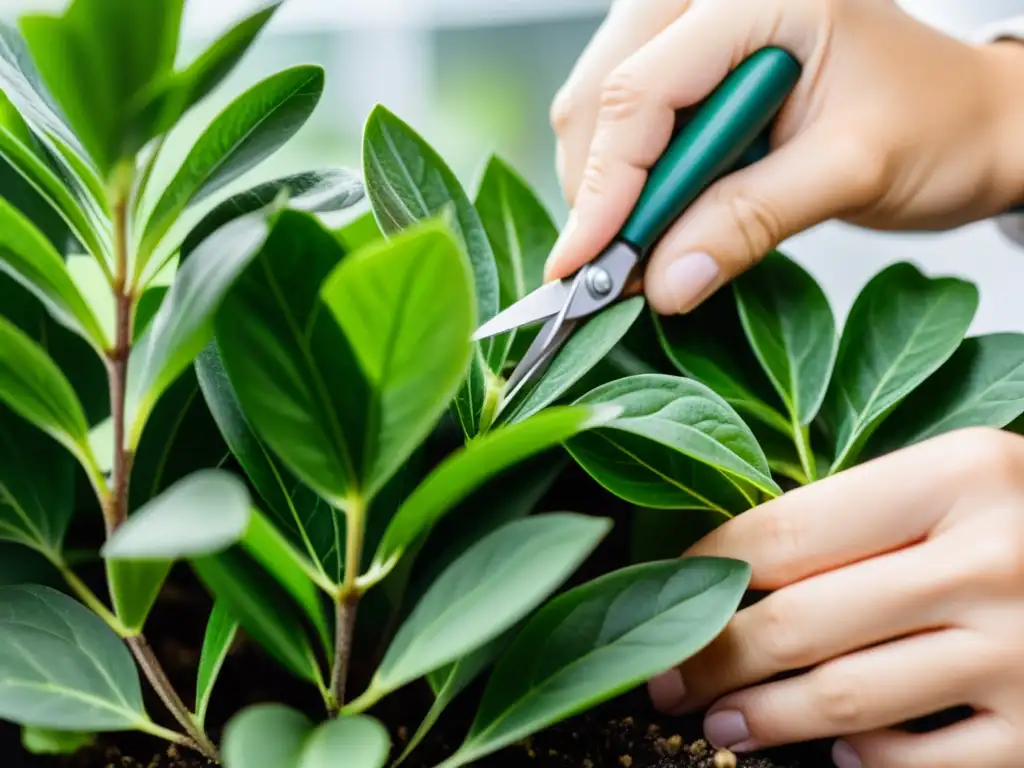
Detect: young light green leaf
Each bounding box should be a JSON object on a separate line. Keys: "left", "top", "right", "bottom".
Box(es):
{"left": 335, "top": 210, "right": 383, "bottom": 252}
{"left": 502, "top": 297, "right": 645, "bottom": 424}
{"left": 567, "top": 374, "right": 779, "bottom": 513}
{"left": 21, "top": 726, "right": 94, "bottom": 755}
{"left": 223, "top": 704, "right": 390, "bottom": 768}
{"left": 140, "top": 65, "right": 325, "bottom": 263}
{"left": 474, "top": 155, "right": 558, "bottom": 369}
{"left": 822, "top": 262, "right": 978, "bottom": 473}
{"left": 655, "top": 292, "right": 791, "bottom": 437}
{"left": 126, "top": 209, "right": 272, "bottom": 447}
{"left": 0, "top": 314, "right": 91, "bottom": 463}
{"left": 214, "top": 210, "right": 370, "bottom": 508}
{"left": 180, "top": 168, "right": 364, "bottom": 261}
{"left": 321, "top": 220, "right": 474, "bottom": 496}
{"left": 0, "top": 195, "right": 106, "bottom": 349}
{"left": 353, "top": 514, "right": 610, "bottom": 709}
{"left": 0, "top": 585, "right": 147, "bottom": 730}
{"left": 371, "top": 404, "right": 619, "bottom": 575}
{"left": 733, "top": 252, "right": 836, "bottom": 426}
{"left": 441, "top": 557, "right": 751, "bottom": 768}
{"left": 195, "top": 601, "right": 238, "bottom": 728}
{"left": 866, "top": 333, "right": 1024, "bottom": 457}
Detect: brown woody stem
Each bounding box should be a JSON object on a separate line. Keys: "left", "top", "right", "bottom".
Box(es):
{"left": 329, "top": 499, "right": 366, "bottom": 713}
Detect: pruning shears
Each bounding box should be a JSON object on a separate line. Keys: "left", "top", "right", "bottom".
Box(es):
{"left": 472, "top": 47, "right": 802, "bottom": 405}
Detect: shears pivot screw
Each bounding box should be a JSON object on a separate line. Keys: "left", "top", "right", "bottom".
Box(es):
{"left": 586, "top": 266, "right": 613, "bottom": 298}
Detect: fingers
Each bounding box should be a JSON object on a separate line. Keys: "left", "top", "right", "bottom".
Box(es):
{"left": 841, "top": 716, "right": 1021, "bottom": 768}
{"left": 643, "top": 124, "right": 885, "bottom": 314}
{"left": 665, "top": 536, "right": 958, "bottom": 714}
{"left": 702, "top": 629, "right": 987, "bottom": 751}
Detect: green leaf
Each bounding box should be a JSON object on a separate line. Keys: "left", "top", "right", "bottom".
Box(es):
{"left": 22, "top": 726, "right": 93, "bottom": 755}
{"left": 321, "top": 220, "right": 474, "bottom": 496}
{"left": 865, "top": 332, "right": 1024, "bottom": 457}
{"left": 733, "top": 253, "right": 836, "bottom": 426}
{"left": 354, "top": 514, "right": 610, "bottom": 709}
{"left": 442, "top": 557, "right": 751, "bottom": 767}
{"left": 214, "top": 209, "right": 370, "bottom": 507}
{"left": 822, "top": 262, "right": 978, "bottom": 472}
{"left": 195, "top": 601, "right": 238, "bottom": 728}
{"left": 501, "top": 297, "right": 644, "bottom": 424}
{"left": 180, "top": 168, "right": 364, "bottom": 261}
{"left": 195, "top": 343, "right": 340, "bottom": 582}
{"left": 126, "top": 209, "right": 272, "bottom": 446}
{"left": 0, "top": 195, "right": 106, "bottom": 349}
{"left": 140, "top": 65, "right": 325, "bottom": 263}
{"left": 655, "top": 293, "right": 791, "bottom": 436}
{"left": 567, "top": 374, "right": 779, "bottom": 513}
{"left": 473, "top": 155, "right": 558, "bottom": 369}
{"left": 20, "top": 0, "right": 184, "bottom": 175}
{"left": 223, "top": 705, "right": 390, "bottom": 768}
{"left": 335, "top": 210, "right": 384, "bottom": 252}
{"left": 0, "top": 585, "right": 147, "bottom": 730}
{"left": 371, "top": 404, "right": 619, "bottom": 575}
{"left": 133, "top": 286, "right": 167, "bottom": 343}
{"left": 0, "top": 314, "right": 91, "bottom": 464}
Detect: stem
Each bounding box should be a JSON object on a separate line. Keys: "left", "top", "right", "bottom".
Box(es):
{"left": 136, "top": 721, "right": 201, "bottom": 752}
{"left": 127, "top": 636, "right": 220, "bottom": 762}
{"left": 328, "top": 498, "right": 366, "bottom": 713}
{"left": 52, "top": 556, "right": 129, "bottom": 637}
{"left": 793, "top": 420, "right": 817, "bottom": 484}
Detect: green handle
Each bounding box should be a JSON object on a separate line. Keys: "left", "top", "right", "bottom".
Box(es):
{"left": 619, "top": 47, "right": 801, "bottom": 254}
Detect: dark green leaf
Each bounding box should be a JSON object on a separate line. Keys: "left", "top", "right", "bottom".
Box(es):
{"left": 195, "top": 601, "right": 238, "bottom": 728}
{"left": 733, "top": 253, "right": 836, "bottom": 426}
{"left": 0, "top": 544, "right": 61, "bottom": 588}
{"left": 223, "top": 705, "right": 390, "bottom": 768}
{"left": 628, "top": 507, "right": 722, "bottom": 565}
{"left": 133, "top": 286, "right": 167, "bottom": 343}
{"left": 866, "top": 332, "right": 1024, "bottom": 457}
{"left": 140, "top": 65, "right": 325, "bottom": 263}
{"left": 353, "top": 514, "right": 610, "bottom": 709}
{"left": 126, "top": 209, "right": 272, "bottom": 446}
{"left": 321, "top": 220, "right": 474, "bottom": 497}
{"left": 502, "top": 297, "right": 645, "bottom": 424}
{"left": 567, "top": 374, "right": 779, "bottom": 512}
{"left": 21, "top": 726, "right": 93, "bottom": 755}
{"left": 371, "top": 404, "right": 619, "bottom": 576}
{"left": 821, "top": 262, "right": 978, "bottom": 472}
{"left": 0, "top": 585, "right": 146, "bottom": 730}
{"left": 214, "top": 210, "right": 370, "bottom": 508}
{"left": 443, "top": 558, "right": 751, "bottom": 767}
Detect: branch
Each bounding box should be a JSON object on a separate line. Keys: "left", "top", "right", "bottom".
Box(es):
{"left": 329, "top": 499, "right": 366, "bottom": 713}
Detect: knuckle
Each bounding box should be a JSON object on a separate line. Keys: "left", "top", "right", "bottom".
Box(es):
{"left": 549, "top": 87, "right": 576, "bottom": 135}
{"left": 954, "top": 427, "right": 1024, "bottom": 490}
{"left": 833, "top": 133, "right": 889, "bottom": 206}
{"left": 758, "top": 594, "right": 813, "bottom": 669}
{"left": 965, "top": 519, "right": 1024, "bottom": 590}
{"left": 579, "top": 153, "right": 613, "bottom": 198}
{"left": 598, "top": 67, "right": 648, "bottom": 122}
{"left": 812, "top": 667, "right": 866, "bottom": 730}
{"left": 758, "top": 511, "right": 806, "bottom": 577}
{"left": 713, "top": 186, "right": 783, "bottom": 268}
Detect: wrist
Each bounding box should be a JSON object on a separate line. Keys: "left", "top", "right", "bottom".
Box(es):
{"left": 978, "top": 39, "right": 1024, "bottom": 213}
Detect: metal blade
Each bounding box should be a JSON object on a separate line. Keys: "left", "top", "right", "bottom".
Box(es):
{"left": 471, "top": 280, "right": 570, "bottom": 341}
{"left": 498, "top": 317, "right": 578, "bottom": 412}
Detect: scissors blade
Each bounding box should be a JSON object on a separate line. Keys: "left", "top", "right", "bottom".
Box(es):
{"left": 498, "top": 316, "right": 578, "bottom": 412}
{"left": 471, "top": 280, "right": 571, "bottom": 341}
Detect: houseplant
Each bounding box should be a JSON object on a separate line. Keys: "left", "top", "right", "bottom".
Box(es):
{"left": 0, "top": 2, "right": 1022, "bottom": 767}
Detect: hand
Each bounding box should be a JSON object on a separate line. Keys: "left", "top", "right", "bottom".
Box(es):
{"left": 546, "top": 0, "right": 1024, "bottom": 315}
{"left": 646, "top": 427, "right": 1024, "bottom": 767}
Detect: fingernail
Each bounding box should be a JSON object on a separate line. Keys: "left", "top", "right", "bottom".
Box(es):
{"left": 664, "top": 251, "right": 720, "bottom": 313}
{"left": 647, "top": 669, "right": 687, "bottom": 714}
{"left": 544, "top": 209, "right": 579, "bottom": 279}
{"left": 704, "top": 710, "right": 751, "bottom": 751}
{"left": 832, "top": 740, "right": 862, "bottom": 768}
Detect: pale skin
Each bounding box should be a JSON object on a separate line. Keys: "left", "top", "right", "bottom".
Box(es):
{"left": 546, "top": 1, "right": 1024, "bottom": 766}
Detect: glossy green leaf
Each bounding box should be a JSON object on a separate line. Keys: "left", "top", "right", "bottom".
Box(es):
{"left": 655, "top": 292, "right": 791, "bottom": 436}
{"left": 195, "top": 601, "right": 238, "bottom": 727}
{"left": 501, "top": 297, "right": 645, "bottom": 425}
{"left": 223, "top": 704, "right": 390, "bottom": 768}
{"left": 355, "top": 514, "right": 610, "bottom": 709}
{"left": 140, "top": 65, "right": 325, "bottom": 262}
{"left": 214, "top": 210, "right": 370, "bottom": 507}
{"left": 21, "top": 726, "right": 93, "bottom": 755}
{"left": 733, "top": 253, "right": 836, "bottom": 426}
{"left": 822, "top": 263, "right": 978, "bottom": 472}
{"left": 0, "top": 314, "right": 91, "bottom": 463}
{"left": 180, "top": 168, "right": 364, "bottom": 261}
{"left": 371, "top": 404, "right": 619, "bottom": 575}
{"left": 442, "top": 557, "right": 751, "bottom": 767}
{"left": 195, "top": 343, "right": 340, "bottom": 581}
{"left": 126, "top": 209, "right": 272, "bottom": 446}
{"left": 133, "top": 286, "right": 167, "bottom": 343}
{"left": 20, "top": 0, "right": 184, "bottom": 175}
{"left": 866, "top": 333, "right": 1024, "bottom": 457}
{"left": 567, "top": 375, "right": 779, "bottom": 513}
{"left": 321, "top": 220, "right": 474, "bottom": 496}
{"left": 0, "top": 585, "right": 146, "bottom": 730}
{"left": 474, "top": 155, "right": 558, "bottom": 369}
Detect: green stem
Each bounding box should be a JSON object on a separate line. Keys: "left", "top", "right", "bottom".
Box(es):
{"left": 50, "top": 555, "right": 129, "bottom": 637}
{"left": 793, "top": 420, "right": 817, "bottom": 484}
{"left": 135, "top": 720, "right": 200, "bottom": 751}
{"left": 328, "top": 497, "right": 366, "bottom": 713}
{"left": 477, "top": 371, "right": 504, "bottom": 435}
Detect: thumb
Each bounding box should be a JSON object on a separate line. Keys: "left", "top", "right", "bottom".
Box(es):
{"left": 644, "top": 126, "right": 882, "bottom": 314}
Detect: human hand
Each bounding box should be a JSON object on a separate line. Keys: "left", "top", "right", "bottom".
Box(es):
{"left": 546, "top": 0, "right": 1024, "bottom": 315}
{"left": 646, "top": 427, "right": 1024, "bottom": 767}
